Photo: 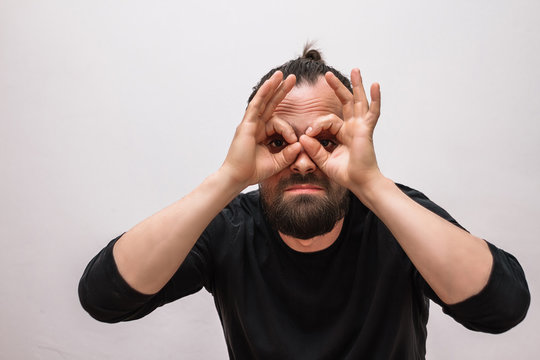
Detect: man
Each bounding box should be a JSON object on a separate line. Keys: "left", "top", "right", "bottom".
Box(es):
{"left": 79, "top": 48, "right": 530, "bottom": 359}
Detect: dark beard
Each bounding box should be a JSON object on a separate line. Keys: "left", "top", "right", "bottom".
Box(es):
{"left": 260, "top": 174, "right": 350, "bottom": 240}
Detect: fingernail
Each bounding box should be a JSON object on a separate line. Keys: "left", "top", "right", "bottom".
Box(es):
{"left": 306, "top": 127, "right": 312, "bottom": 134}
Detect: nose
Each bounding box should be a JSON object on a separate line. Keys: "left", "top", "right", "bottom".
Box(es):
{"left": 290, "top": 150, "right": 316, "bottom": 175}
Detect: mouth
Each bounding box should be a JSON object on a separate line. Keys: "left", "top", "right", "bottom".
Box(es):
{"left": 284, "top": 184, "right": 325, "bottom": 195}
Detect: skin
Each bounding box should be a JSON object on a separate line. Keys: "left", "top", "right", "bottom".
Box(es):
{"left": 113, "top": 69, "right": 493, "bottom": 305}
{"left": 259, "top": 79, "right": 348, "bottom": 251}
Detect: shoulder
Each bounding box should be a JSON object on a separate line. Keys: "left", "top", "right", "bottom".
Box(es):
{"left": 220, "top": 190, "right": 262, "bottom": 222}
{"left": 199, "top": 190, "right": 272, "bottom": 271}
{"left": 395, "top": 183, "right": 430, "bottom": 200}
{"left": 347, "top": 183, "right": 463, "bottom": 230}
{"left": 202, "top": 190, "right": 264, "bottom": 239}
{"left": 395, "top": 183, "right": 466, "bottom": 230}
{"left": 395, "top": 183, "right": 440, "bottom": 210}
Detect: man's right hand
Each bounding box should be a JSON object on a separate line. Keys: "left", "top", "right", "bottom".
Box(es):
{"left": 111, "top": 71, "right": 301, "bottom": 295}
{"left": 221, "top": 71, "right": 302, "bottom": 188}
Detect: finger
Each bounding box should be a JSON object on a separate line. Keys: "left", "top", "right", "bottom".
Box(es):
{"left": 351, "top": 68, "right": 368, "bottom": 115}
{"left": 264, "top": 116, "right": 297, "bottom": 144}
{"left": 245, "top": 71, "right": 284, "bottom": 122}
{"left": 324, "top": 72, "right": 353, "bottom": 120}
{"left": 304, "top": 114, "right": 343, "bottom": 137}
{"left": 257, "top": 73, "right": 289, "bottom": 117}
{"left": 260, "top": 75, "right": 296, "bottom": 121}
{"left": 368, "top": 83, "right": 381, "bottom": 119}
{"left": 273, "top": 142, "right": 302, "bottom": 170}
{"left": 299, "top": 134, "right": 330, "bottom": 170}
{"left": 324, "top": 72, "right": 353, "bottom": 104}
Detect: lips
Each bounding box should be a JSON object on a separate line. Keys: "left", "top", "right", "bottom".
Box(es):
{"left": 284, "top": 184, "right": 325, "bottom": 194}
{"left": 276, "top": 173, "right": 330, "bottom": 196}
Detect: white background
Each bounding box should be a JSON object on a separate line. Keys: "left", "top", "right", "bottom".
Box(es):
{"left": 1, "top": 0, "right": 539, "bottom": 359}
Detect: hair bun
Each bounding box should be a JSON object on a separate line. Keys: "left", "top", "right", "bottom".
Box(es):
{"left": 302, "top": 44, "right": 323, "bottom": 62}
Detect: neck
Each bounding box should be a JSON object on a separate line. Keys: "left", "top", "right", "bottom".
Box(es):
{"left": 279, "top": 218, "right": 344, "bottom": 253}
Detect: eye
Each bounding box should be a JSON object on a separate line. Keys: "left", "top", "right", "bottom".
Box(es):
{"left": 269, "top": 139, "right": 285, "bottom": 148}
{"left": 318, "top": 139, "right": 337, "bottom": 152}
{"left": 266, "top": 137, "right": 288, "bottom": 153}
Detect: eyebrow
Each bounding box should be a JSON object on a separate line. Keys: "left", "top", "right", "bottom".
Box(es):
{"left": 312, "top": 130, "right": 337, "bottom": 139}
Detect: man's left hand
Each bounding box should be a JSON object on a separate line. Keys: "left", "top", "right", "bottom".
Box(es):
{"left": 300, "top": 69, "right": 383, "bottom": 191}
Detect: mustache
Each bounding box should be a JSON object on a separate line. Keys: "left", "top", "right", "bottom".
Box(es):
{"left": 276, "top": 173, "right": 330, "bottom": 192}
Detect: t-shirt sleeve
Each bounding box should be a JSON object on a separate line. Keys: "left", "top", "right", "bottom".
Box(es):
{"left": 424, "top": 242, "right": 530, "bottom": 333}
{"left": 78, "top": 232, "right": 212, "bottom": 323}
{"left": 398, "top": 184, "right": 531, "bottom": 333}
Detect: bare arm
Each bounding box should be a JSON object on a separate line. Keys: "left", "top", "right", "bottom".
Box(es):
{"left": 113, "top": 170, "right": 243, "bottom": 295}
{"left": 301, "top": 69, "right": 492, "bottom": 304}
{"left": 352, "top": 177, "right": 492, "bottom": 304}
{"left": 113, "top": 71, "right": 301, "bottom": 295}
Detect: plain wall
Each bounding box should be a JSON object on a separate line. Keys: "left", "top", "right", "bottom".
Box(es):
{"left": 1, "top": 0, "right": 539, "bottom": 358}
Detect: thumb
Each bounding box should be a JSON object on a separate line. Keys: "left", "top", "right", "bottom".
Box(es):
{"left": 274, "top": 142, "right": 302, "bottom": 170}
{"left": 299, "top": 135, "right": 329, "bottom": 170}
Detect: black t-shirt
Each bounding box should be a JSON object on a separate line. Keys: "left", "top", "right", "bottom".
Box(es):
{"left": 79, "top": 185, "right": 530, "bottom": 360}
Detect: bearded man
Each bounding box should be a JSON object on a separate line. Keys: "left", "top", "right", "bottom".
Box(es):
{"left": 79, "top": 47, "right": 530, "bottom": 359}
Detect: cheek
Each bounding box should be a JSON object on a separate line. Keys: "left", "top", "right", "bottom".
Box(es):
{"left": 263, "top": 169, "right": 289, "bottom": 186}
{"left": 260, "top": 171, "right": 289, "bottom": 199}
{"left": 328, "top": 182, "right": 347, "bottom": 196}
{"left": 259, "top": 177, "right": 277, "bottom": 196}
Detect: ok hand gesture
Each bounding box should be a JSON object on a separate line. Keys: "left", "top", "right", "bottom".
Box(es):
{"left": 300, "top": 69, "right": 383, "bottom": 191}
{"left": 221, "top": 71, "right": 302, "bottom": 188}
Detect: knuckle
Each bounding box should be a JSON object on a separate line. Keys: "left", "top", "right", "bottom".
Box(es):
{"left": 370, "top": 107, "right": 381, "bottom": 116}
{"left": 236, "top": 122, "right": 247, "bottom": 133}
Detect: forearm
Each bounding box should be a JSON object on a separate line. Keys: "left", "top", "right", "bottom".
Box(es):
{"left": 352, "top": 176, "right": 493, "bottom": 304}
{"left": 111, "top": 72, "right": 299, "bottom": 296}
{"left": 113, "top": 168, "right": 245, "bottom": 295}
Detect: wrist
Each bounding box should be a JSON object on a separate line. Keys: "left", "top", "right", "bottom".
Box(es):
{"left": 349, "top": 173, "right": 395, "bottom": 210}
{"left": 215, "top": 166, "right": 251, "bottom": 195}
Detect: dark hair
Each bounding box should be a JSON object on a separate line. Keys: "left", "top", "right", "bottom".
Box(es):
{"left": 247, "top": 44, "right": 352, "bottom": 103}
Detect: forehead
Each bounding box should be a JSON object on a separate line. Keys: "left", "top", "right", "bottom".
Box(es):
{"left": 272, "top": 77, "right": 343, "bottom": 127}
